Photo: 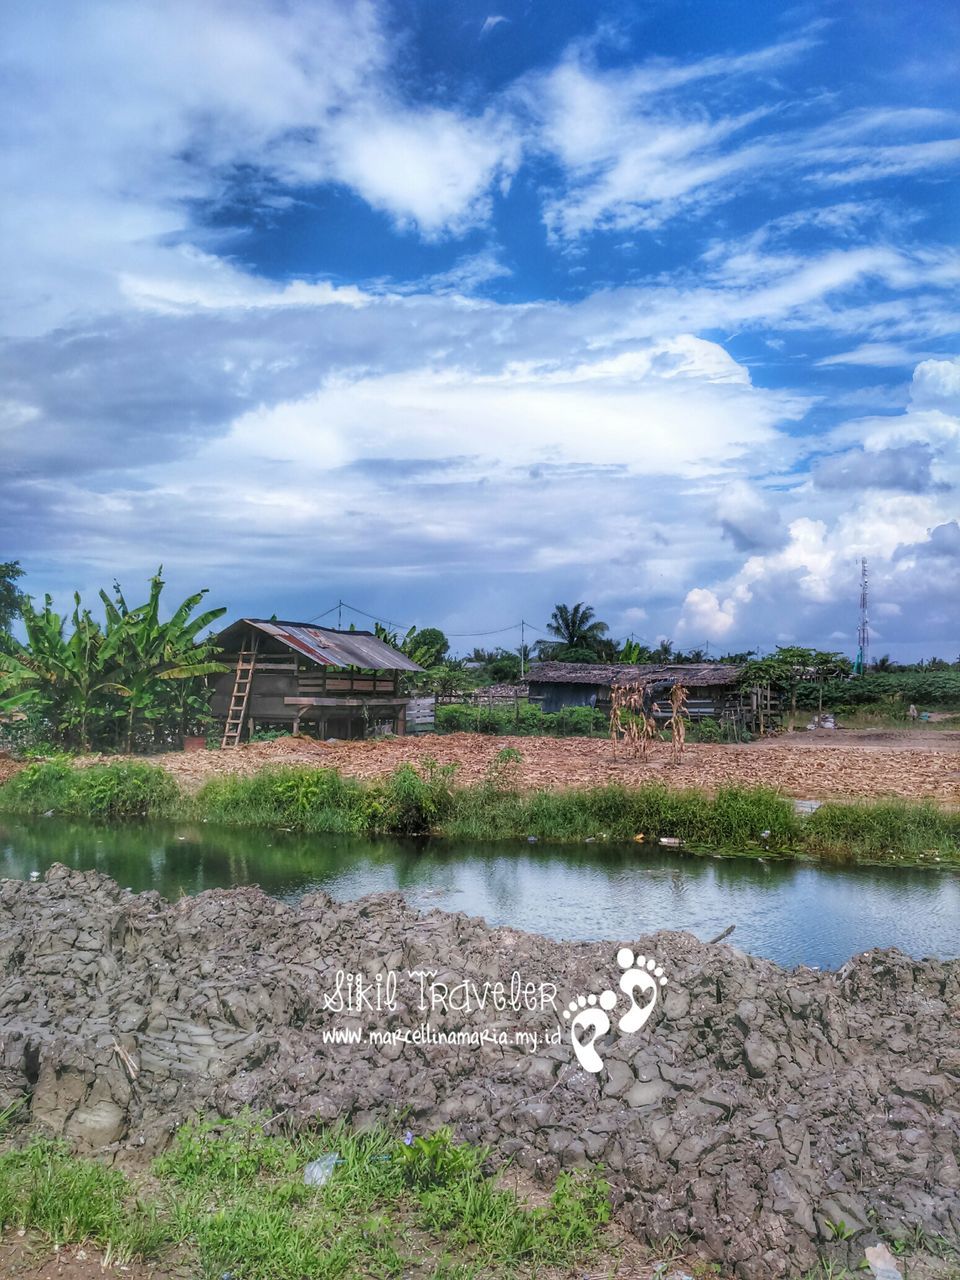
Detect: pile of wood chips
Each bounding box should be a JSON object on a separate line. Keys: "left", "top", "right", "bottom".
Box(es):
{"left": 75, "top": 730, "right": 960, "bottom": 803}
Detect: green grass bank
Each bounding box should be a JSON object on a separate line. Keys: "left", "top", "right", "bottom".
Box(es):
{"left": 1, "top": 758, "right": 959, "bottom": 866}
{"left": 0, "top": 1111, "right": 611, "bottom": 1279}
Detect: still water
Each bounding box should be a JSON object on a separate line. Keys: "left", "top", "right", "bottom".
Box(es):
{"left": 1, "top": 816, "right": 958, "bottom": 970}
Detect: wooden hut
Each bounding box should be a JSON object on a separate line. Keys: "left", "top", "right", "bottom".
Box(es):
{"left": 211, "top": 619, "right": 423, "bottom": 746}
{"left": 526, "top": 662, "right": 778, "bottom": 733}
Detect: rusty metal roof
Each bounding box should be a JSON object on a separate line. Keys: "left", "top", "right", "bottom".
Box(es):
{"left": 527, "top": 662, "right": 743, "bottom": 687}
{"left": 217, "top": 619, "right": 423, "bottom": 671}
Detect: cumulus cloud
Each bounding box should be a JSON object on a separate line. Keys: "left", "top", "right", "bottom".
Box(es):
{"left": 677, "top": 587, "right": 741, "bottom": 639}
{"left": 895, "top": 521, "right": 960, "bottom": 560}
{"left": 911, "top": 356, "right": 960, "bottom": 410}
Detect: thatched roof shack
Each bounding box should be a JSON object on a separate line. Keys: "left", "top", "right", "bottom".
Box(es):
{"left": 211, "top": 618, "right": 424, "bottom": 744}
{"left": 526, "top": 661, "right": 752, "bottom": 724}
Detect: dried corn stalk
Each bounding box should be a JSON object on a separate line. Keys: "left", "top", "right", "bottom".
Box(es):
{"left": 610, "top": 681, "right": 659, "bottom": 761}
{"left": 669, "top": 683, "right": 689, "bottom": 765}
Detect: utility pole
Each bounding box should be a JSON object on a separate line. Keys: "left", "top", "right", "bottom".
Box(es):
{"left": 337, "top": 599, "right": 342, "bottom": 630}
{"left": 520, "top": 620, "right": 526, "bottom": 679}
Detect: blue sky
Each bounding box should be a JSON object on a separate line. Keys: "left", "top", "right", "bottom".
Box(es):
{"left": 1, "top": 0, "right": 959, "bottom": 658}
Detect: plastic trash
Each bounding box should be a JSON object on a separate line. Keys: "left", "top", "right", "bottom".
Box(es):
{"left": 659, "top": 836, "right": 682, "bottom": 847}
{"left": 303, "top": 1153, "right": 340, "bottom": 1187}
{"left": 865, "top": 1243, "right": 902, "bottom": 1280}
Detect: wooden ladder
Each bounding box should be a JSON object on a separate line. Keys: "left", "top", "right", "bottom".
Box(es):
{"left": 221, "top": 636, "right": 259, "bottom": 748}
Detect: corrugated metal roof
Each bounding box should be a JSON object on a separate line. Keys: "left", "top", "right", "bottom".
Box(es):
{"left": 527, "top": 662, "right": 743, "bottom": 687}
{"left": 221, "top": 619, "right": 423, "bottom": 671}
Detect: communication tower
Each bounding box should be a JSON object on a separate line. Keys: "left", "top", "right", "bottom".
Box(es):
{"left": 855, "top": 557, "right": 870, "bottom": 674}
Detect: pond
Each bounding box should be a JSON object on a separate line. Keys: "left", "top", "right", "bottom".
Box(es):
{"left": 1, "top": 815, "right": 958, "bottom": 970}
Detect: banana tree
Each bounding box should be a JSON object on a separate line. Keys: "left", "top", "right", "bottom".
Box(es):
{"left": 0, "top": 594, "right": 112, "bottom": 749}
{"left": 99, "top": 569, "right": 227, "bottom": 751}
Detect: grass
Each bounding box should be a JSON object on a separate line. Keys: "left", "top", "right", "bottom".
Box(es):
{"left": 0, "top": 1114, "right": 612, "bottom": 1279}
{"left": 1, "top": 758, "right": 959, "bottom": 866}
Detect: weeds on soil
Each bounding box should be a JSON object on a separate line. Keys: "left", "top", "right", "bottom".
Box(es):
{"left": 0, "top": 1114, "right": 612, "bottom": 1280}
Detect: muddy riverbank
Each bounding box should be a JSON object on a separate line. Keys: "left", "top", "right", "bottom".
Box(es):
{"left": 1, "top": 866, "right": 958, "bottom": 1278}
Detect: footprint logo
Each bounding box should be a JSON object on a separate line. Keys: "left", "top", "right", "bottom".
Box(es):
{"left": 615, "top": 947, "right": 667, "bottom": 1034}
{"left": 563, "top": 948, "right": 668, "bottom": 1074}
{"left": 563, "top": 990, "right": 618, "bottom": 1073}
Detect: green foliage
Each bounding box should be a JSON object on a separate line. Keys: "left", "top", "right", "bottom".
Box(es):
{"left": 435, "top": 701, "right": 607, "bottom": 737}
{"left": 0, "top": 568, "right": 226, "bottom": 752}
{"left": 250, "top": 727, "right": 290, "bottom": 742}
{"left": 485, "top": 650, "right": 521, "bottom": 682}
{"left": 805, "top": 798, "right": 960, "bottom": 860}
{"left": 0, "top": 1138, "right": 169, "bottom": 1260}
{"left": 397, "top": 1126, "right": 484, "bottom": 1191}
{"left": 739, "top": 647, "right": 852, "bottom": 716}
{"left": 154, "top": 1116, "right": 610, "bottom": 1278}
{"left": 195, "top": 761, "right": 457, "bottom": 836}
{"left": 0, "top": 760, "right": 179, "bottom": 820}
{"left": 196, "top": 766, "right": 365, "bottom": 834}
{"left": 375, "top": 759, "right": 457, "bottom": 835}
{"left": 0, "top": 559, "right": 25, "bottom": 637}
{"left": 691, "top": 717, "right": 724, "bottom": 743}
{"left": 797, "top": 669, "right": 960, "bottom": 712}
{"left": 2, "top": 760, "right": 958, "bottom": 864}
{"left": 536, "top": 601, "right": 613, "bottom": 662}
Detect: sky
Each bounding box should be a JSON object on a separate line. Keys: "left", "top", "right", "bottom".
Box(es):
{"left": 1, "top": 0, "right": 959, "bottom": 660}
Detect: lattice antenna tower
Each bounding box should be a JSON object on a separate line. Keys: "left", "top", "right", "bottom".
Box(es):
{"left": 856, "top": 557, "right": 870, "bottom": 674}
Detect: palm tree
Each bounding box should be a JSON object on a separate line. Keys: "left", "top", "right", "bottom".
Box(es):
{"left": 545, "top": 603, "right": 610, "bottom": 658}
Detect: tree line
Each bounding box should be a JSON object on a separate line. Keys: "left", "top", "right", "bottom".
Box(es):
{"left": 3, "top": 559, "right": 958, "bottom": 753}
{"left": 0, "top": 565, "right": 225, "bottom": 751}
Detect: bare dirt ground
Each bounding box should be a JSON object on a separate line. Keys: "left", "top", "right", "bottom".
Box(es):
{"left": 99, "top": 728, "right": 960, "bottom": 803}
{"left": 0, "top": 1232, "right": 705, "bottom": 1280}
{"left": 0, "top": 1236, "right": 187, "bottom": 1280}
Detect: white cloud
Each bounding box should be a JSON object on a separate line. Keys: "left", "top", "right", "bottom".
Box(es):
{"left": 526, "top": 35, "right": 960, "bottom": 241}
{"left": 326, "top": 107, "right": 520, "bottom": 238}
{"left": 0, "top": 0, "right": 518, "bottom": 333}
{"left": 911, "top": 356, "right": 960, "bottom": 410}
{"left": 213, "top": 335, "right": 790, "bottom": 477}
{"left": 816, "top": 343, "right": 931, "bottom": 368}
{"left": 677, "top": 587, "right": 741, "bottom": 639}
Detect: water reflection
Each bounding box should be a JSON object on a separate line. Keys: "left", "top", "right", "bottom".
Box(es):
{"left": 1, "top": 816, "right": 957, "bottom": 970}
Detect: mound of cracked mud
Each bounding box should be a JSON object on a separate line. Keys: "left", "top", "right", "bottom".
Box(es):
{"left": 0, "top": 866, "right": 957, "bottom": 1278}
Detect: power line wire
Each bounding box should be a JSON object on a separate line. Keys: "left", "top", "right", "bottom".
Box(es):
{"left": 307, "top": 599, "right": 526, "bottom": 638}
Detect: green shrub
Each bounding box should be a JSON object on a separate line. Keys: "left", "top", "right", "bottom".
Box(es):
{"left": 195, "top": 766, "right": 365, "bottom": 832}
{"left": 0, "top": 760, "right": 178, "bottom": 820}
{"left": 435, "top": 701, "right": 605, "bottom": 737}
{"left": 68, "top": 762, "right": 179, "bottom": 820}
{"left": 375, "top": 761, "right": 457, "bottom": 835}
{"left": 0, "top": 759, "right": 74, "bottom": 812}
{"left": 692, "top": 717, "right": 724, "bottom": 743}
{"left": 805, "top": 799, "right": 960, "bottom": 858}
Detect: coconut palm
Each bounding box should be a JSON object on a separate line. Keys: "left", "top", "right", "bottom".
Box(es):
{"left": 545, "top": 603, "right": 610, "bottom": 658}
